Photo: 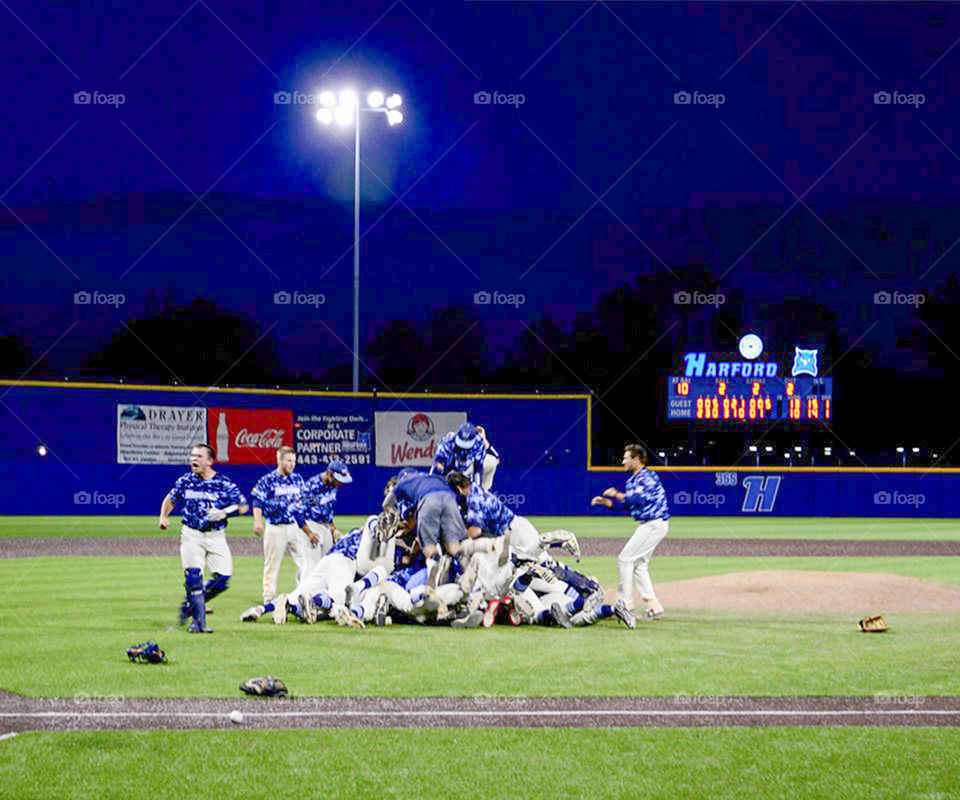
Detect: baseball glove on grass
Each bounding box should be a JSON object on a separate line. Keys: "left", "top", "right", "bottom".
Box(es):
{"left": 858, "top": 615, "right": 889, "bottom": 632}
{"left": 126, "top": 641, "right": 167, "bottom": 663}
{"left": 240, "top": 676, "right": 289, "bottom": 698}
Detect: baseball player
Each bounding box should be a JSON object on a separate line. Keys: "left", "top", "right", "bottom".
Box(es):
{"left": 382, "top": 469, "right": 471, "bottom": 585}
{"left": 302, "top": 460, "right": 353, "bottom": 567}
{"left": 591, "top": 443, "right": 670, "bottom": 628}
{"left": 477, "top": 425, "right": 500, "bottom": 490}
{"left": 159, "top": 443, "right": 248, "bottom": 633}
{"left": 251, "top": 446, "right": 319, "bottom": 604}
{"left": 431, "top": 422, "right": 487, "bottom": 485}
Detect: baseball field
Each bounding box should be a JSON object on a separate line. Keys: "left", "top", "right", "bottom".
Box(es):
{"left": 1, "top": 515, "right": 959, "bottom": 798}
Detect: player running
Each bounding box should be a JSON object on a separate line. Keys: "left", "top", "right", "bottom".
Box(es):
{"left": 251, "top": 446, "right": 319, "bottom": 604}
{"left": 591, "top": 443, "right": 670, "bottom": 628}
{"left": 302, "top": 459, "right": 353, "bottom": 567}
{"left": 159, "top": 443, "right": 248, "bottom": 633}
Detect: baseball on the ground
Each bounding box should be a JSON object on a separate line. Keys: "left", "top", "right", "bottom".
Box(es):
{"left": 229, "top": 709, "right": 243, "bottom": 724}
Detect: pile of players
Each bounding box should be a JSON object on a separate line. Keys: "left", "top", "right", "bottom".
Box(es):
{"left": 162, "top": 421, "right": 646, "bottom": 632}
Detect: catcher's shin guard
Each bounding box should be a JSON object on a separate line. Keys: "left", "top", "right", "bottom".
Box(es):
{"left": 185, "top": 568, "right": 210, "bottom": 631}
{"left": 203, "top": 572, "right": 230, "bottom": 602}
{"left": 550, "top": 563, "right": 599, "bottom": 596}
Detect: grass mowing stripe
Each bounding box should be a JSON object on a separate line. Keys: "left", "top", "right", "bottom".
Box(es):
{"left": 4, "top": 515, "right": 960, "bottom": 540}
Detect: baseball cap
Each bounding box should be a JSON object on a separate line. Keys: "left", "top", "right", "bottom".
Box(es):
{"left": 327, "top": 460, "right": 353, "bottom": 484}
{"left": 454, "top": 422, "right": 477, "bottom": 449}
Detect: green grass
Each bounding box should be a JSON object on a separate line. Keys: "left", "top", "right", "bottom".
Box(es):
{"left": 3, "top": 515, "right": 959, "bottom": 540}
{"left": 2, "top": 728, "right": 959, "bottom": 799}
{"left": 1, "top": 555, "right": 958, "bottom": 699}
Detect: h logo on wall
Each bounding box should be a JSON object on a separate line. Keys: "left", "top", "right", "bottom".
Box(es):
{"left": 206, "top": 408, "right": 293, "bottom": 464}
{"left": 742, "top": 475, "right": 782, "bottom": 512}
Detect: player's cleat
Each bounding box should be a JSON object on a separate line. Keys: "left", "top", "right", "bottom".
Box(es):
{"left": 334, "top": 604, "right": 365, "bottom": 630}
{"left": 186, "top": 621, "right": 213, "bottom": 633}
{"left": 374, "top": 593, "right": 390, "bottom": 627}
{"left": 240, "top": 605, "right": 265, "bottom": 622}
{"left": 458, "top": 558, "right": 479, "bottom": 595}
{"left": 451, "top": 609, "right": 483, "bottom": 628}
{"left": 551, "top": 602, "right": 573, "bottom": 629}
{"left": 613, "top": 599, "right": 637, "bottom": 630}
{"left": 641, "top": 602, "right": 666, "bottom": 621}
{"left": 299, "top": 593, "right": 318, "bottom": 624}
{"left": 482, "top": 597, "right": 501, "bottom": 628}
{"left": 272, "top": 594, "right": 288, "bottom": 625}
{"left": 558, "top": 531, "right": 582, "bottom": 562}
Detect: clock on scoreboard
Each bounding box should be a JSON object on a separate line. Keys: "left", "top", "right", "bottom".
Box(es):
{"left": 665, "top": 343, "right": 833, "bottom": 426}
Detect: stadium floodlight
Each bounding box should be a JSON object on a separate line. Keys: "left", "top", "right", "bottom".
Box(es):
{"left": 896, "top": 446, "right": 905, "bottom": 453}
{"left": 657, "top": 451, "right": 666, "bottom": 458}
{"left": 794, "top": 446, "right": 802, "bottom": 453}
{"left": 764, "top": 445, "right": 774, "bottom": 453}
{"left": 315, "top": 86, "right": 407, "bottom": 392}
{"left": 748, "top": 445, "right": 758, "bottom": 452}
{"left": 849, "top": 450, "right": 856, "bottom": 457}
{"left": 36, "top": 443, "right": 47, "bottom": 457}
{"left": 783, "top": 452, "right": 791, "bottom": 459}
{"left": 911, "top": 447, "right": 920, "bottom": 454}
{"left": 824, "top": 447, "right": 832, "bottom": 455}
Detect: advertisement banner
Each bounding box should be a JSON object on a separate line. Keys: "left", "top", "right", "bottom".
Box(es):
{"left": 374, "top": 411, "right": 466, "bottom": 468}
{"left": 206, "top": 407, "right": 293, "bottom": 465}
{"left": 294, "top": 412, "right": 373, "bottom": 468}
{"left": 116, "top": 404, "right": 207, "bottom": 464}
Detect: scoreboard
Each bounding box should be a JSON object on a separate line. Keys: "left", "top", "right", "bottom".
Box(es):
{"left": 665, "top": 345, "right": 833, "bottom": 426}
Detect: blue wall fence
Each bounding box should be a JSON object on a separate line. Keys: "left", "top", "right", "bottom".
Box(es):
{"left": 0, "top": 381, "right": 956, "bottom": 518}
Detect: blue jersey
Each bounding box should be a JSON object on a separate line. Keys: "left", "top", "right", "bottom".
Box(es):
{"left": 388, "top": 553, "right": 426, "bottom": 587}
{"left": 250, "top": 470, "right": 307, "bottom": 526}
{"left": 393, "top": 473, "right": 455, "bottom": 517}
{"left": 464, "top": 485, "right": 514, "bottom": 535}
{"left": 167, "top": 472, "right": 246, "bottom": 532}
{"left": 433, "top": 432, "right": 485, "bottom": 482}
{"left": 622, "top": 468, "right": 670, "bottom": 521}
{"left": 329, "top": 529, "right": 362, "bottom": 561}
{"left": 303, "top": 474, "right": 337, "bottom": 524}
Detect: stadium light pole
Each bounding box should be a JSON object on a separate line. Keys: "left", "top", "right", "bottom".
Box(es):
{"left": 316, "top": 89, "right": 404, "bottom": 392}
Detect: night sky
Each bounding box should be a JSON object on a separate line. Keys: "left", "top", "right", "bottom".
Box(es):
{"left": 2, "top": 1, "right": 959, "bottom": 458}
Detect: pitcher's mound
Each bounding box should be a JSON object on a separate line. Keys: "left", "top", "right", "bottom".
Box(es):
{"left": 616, "top": 571, "right": 960, "bottom": 614}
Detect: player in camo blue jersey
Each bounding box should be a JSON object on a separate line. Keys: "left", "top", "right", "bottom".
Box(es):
{"left": 251, "top": 446, "right": 321, "bottom": 604}
{"left": 431, "top": 422, "right": 487, "bottom": 485}
{"left": 591, "top": 443, "right": 670, "bottom": 628}
{"left": 159, "top": 443, "right": 248, "bottom": 633}
{"left": 302, "top": 460, "right": 353, "bottom": 565}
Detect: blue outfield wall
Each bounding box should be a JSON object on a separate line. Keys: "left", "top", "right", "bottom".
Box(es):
{"left": 0, "top": 382, "right": 957, "bottom": 518}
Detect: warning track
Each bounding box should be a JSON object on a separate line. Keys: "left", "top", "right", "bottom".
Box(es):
{"left": 2, "top": 537, "right": 958, "bottom": 558}
{"left": 1, "top": 694, "right": 959, "bottom": 731}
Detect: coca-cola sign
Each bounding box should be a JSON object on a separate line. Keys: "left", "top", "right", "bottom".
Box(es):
{"left": 207, "top": 407, "right": 293, "bottom": 464}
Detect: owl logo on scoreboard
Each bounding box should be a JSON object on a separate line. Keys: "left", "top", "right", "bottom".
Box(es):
{"left": 791, "top": 348, "right": 819, "bottom": 377}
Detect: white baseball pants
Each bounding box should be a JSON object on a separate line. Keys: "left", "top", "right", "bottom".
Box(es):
{"left": 291, "top": 552, "right": 356, "bottom": 607}
{"left": 180, "top": 526, "right": 232, "bottom": 576}
{"left": 262, "top": 522, "right": 311, "bottom": 603}
{"left": 617, "top": 518, "right": 669, "bottom": 611}
{"left": 304, "top": 520, "right": 334, "bottom": 569}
